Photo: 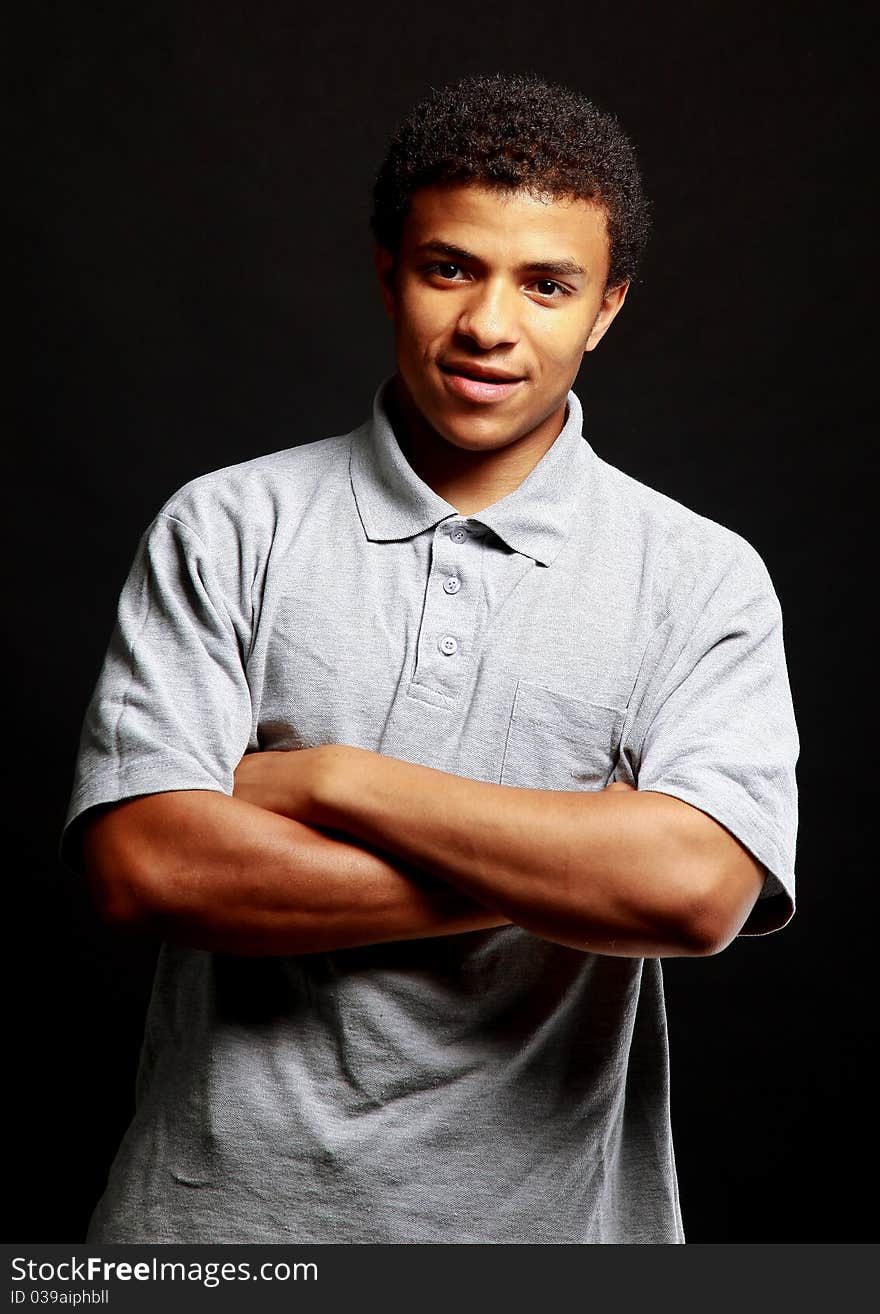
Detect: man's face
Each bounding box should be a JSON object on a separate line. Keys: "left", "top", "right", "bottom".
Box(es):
{"left": 375, "top": 182, "right": 628, "bottom": 456}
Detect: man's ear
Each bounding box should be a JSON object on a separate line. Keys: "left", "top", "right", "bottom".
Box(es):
{"left": 373, "top": 242, "right": 397, "bottom": 319}
{"left": 584, "top": 280, "right": 630, "bottom": 353}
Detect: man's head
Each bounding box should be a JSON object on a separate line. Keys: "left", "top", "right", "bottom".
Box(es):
{"left": 370, "top": 74, "right": 650, "bottom": 468}
{"left": 371, "top": 72, "right": 650, "bottom": 295}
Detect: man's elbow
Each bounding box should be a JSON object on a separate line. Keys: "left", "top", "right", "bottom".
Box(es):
{"left": 676, "top": 852, "right": 766, "bottom": 957}
{"left": 79, "top": 804, "right": 167, "bottom": 932}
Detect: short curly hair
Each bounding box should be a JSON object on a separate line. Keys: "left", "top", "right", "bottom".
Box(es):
{"left": 370, "top": 73, "right": 650, "bottom": 290}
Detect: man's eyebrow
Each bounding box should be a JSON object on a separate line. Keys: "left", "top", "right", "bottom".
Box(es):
{"left": 414, "top": 240, "right": 479, "bottom": 263}
{"left": 524, "top": 258, "right": 588, "bottom": 278}
{"left": 414, "top": 240, "right": 588, "bottom": 279}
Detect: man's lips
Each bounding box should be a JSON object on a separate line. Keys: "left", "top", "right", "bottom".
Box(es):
{"left": 438, "top": 362, "right": 526, "bottom": 403}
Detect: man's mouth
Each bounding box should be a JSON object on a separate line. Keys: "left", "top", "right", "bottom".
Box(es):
{"left": 438, "top": 362, "right": 526, "bottom": 403}
{"left": 440, "top": 362, "right": 523, "bottom": 382}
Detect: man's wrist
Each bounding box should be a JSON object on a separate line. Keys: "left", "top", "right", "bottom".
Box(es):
{"left": 309, "top": 743, "right": 373, "bottom": 831}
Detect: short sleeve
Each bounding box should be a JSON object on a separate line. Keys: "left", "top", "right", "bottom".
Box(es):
{"left": 59, "top": 510, "right": 254, "bottom": 875}
{"left": 622, "top": 539, "right": 799, "bottom": 936}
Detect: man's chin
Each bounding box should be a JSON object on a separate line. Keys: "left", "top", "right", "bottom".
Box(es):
{"left": 395, "top": 374, "right": 538, "bottom": 453}
{"left": 427, "top": 412, "right": 529, "bottom": 453}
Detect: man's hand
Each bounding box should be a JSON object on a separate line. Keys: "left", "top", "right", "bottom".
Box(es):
{"left": 232, "top": 747, "right": 328, "bottom": 821}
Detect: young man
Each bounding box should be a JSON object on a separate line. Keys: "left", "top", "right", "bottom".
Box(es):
{"left": 61, "top": 73, "right": 799, "bottom": 1243}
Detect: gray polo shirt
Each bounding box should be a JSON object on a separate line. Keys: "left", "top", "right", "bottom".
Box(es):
{"left": 60, "top": 377, "right": 799, "bottom": 1243}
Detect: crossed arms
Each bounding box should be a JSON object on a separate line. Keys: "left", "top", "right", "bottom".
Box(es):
{"left": 79, "top": 743, "right": 766, "bottom": 960}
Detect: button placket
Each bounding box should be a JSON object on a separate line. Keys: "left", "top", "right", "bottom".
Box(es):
{"left": 410, "top": 520, "right": 483, "bottom": 697}
{"left": 435, "top": 523, "right": 465, "bottom": 663}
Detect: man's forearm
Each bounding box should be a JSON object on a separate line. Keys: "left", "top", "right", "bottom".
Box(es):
{"left": 80, "top": 790, "right": 511, "bottom": 956}
{"left": 314, "top": 753, "right": 703, "bottom": 956}
{"left": 245, "top": 746, "right": 763, "bottom": 958}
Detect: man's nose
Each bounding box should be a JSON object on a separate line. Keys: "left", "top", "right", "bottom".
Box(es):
{"left": 455, "top": 278, "right": 520, "bottom": 349}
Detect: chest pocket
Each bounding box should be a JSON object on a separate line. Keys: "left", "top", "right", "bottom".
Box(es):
{"left": 500, "top": 681, "right": 627, "bottom": 791}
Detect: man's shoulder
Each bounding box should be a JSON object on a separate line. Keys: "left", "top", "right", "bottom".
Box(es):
{"left": 591, "top": 452, "right": 777, "bottom": 605}
{"left": 154, "top": 425, "right": 363, "bottom": 545}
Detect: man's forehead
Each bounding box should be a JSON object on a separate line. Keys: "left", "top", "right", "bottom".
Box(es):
{"left": 402, "top": 182, "right": 610, "bottom": 261}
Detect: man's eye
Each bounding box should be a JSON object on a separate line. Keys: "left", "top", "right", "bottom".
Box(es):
{"left": 429, "top": 263, "right": 465, "bottom": 280}
{"left": 533, "top": 279, "right": 568, "bottom": 298}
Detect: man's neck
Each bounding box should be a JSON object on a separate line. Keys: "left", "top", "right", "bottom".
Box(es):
{"left": 387, "top": 377, "right": 565, "bottom": 516}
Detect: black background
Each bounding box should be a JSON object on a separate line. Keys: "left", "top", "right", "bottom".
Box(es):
{"left": 10, "top": 0, "right": 876, "bottom": 1241}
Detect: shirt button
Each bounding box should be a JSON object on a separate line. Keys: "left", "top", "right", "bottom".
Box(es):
{"left": 438, "top": 635, "right": 458, "bottom": 656}
{"left": 443, "top": 576, "right": 461, "bottom": 595}
{"left": 450, "top": 527, "right": 468, "bottom": 544}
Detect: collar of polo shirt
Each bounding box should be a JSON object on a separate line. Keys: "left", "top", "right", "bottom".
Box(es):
{"left": 350, "top": 375, "right": 594, "bottom": 567}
